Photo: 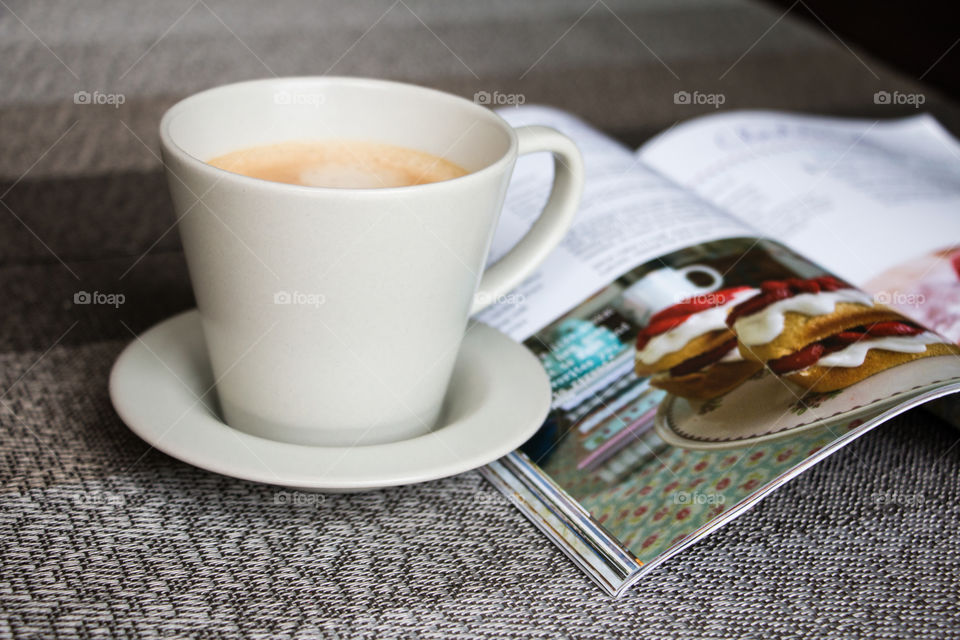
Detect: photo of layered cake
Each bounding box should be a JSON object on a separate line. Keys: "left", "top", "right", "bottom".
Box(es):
{"left": 726, "top": 276, "right": 960, "bottom": 392}
{"left": 634, "top": 286, "right": 762, "bottom": 399}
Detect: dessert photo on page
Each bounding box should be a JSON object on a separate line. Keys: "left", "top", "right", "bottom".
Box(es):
{"left": 487, "top": 236, "right": 960, "bottom": 594}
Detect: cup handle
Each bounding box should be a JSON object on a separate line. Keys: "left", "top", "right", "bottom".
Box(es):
{"left": 678, "top": 264, "right": 724, "bottom": 293}
{"left": 470, "top": 125, "right": 584, "bottom": 315}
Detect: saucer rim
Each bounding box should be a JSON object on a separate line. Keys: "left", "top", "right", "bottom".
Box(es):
{"left": 109, "top": 310, "right": 551, "bottom": 491}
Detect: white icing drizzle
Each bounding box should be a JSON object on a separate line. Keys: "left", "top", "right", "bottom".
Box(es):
{"left": 718, "top": 348, "right": 744, "bottom": 363}
{"left": 638, "top": 288, "right": 758, "bottom": 365}
{"left": 733, "top": 289, "right": 874, "bottom": 346}
{"left": 815, "top": 332, "right": 941, "bottom": 368}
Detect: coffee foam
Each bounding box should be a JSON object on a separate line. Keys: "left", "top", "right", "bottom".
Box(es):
{"left": 208, "top": 140, "right": 468, "bottom": 188}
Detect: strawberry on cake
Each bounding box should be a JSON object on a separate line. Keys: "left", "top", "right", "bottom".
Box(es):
{"left": 726, "top": 276, "right": 960, "bottom": 392}
{"left": 635, "top": 286, "right": 762, "bottom": 399}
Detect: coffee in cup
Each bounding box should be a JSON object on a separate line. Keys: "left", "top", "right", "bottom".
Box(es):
{"left": 208, "top": 140, "right": 468, "bottom": 189}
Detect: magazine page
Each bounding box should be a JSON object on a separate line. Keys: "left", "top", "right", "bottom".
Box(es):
{"left": 479, "top": 106, "right": 960, "bottom": 595}
{"left": 485, "top": 234, "right": 960, "bottom": 595}
{"left": 476, "top": 106, "right": 750, "bottom": 340}
{"left": 637, "top": 111, "right": 960, "bottom": 342}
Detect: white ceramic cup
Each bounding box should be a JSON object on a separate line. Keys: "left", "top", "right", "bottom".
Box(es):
{"left": 621, "top": 265, "right": 724, "bottom": 324}
{"left": 159, "top": 77, "right": 584, "bottom": 447}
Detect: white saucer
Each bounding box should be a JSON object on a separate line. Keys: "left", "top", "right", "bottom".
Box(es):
{"left": 109, "top": 310, "right": 551, "bottom": 491}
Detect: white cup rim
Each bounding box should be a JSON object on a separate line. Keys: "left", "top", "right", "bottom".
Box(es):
{"left": 158, "top": 76, "right": 519, "bottom": 197}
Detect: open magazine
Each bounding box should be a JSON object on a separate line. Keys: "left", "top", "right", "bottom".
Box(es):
{"left": 474, "top": 105, "right": 960, "bottom": 596}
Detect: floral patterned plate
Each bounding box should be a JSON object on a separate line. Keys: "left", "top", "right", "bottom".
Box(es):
{"left": 656, "top": 356, "right": 960, "bottom": 450}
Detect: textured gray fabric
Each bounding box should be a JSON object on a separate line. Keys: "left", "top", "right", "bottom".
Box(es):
{"left": 1, "top": 1, "right": 959, "bottom": 638}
